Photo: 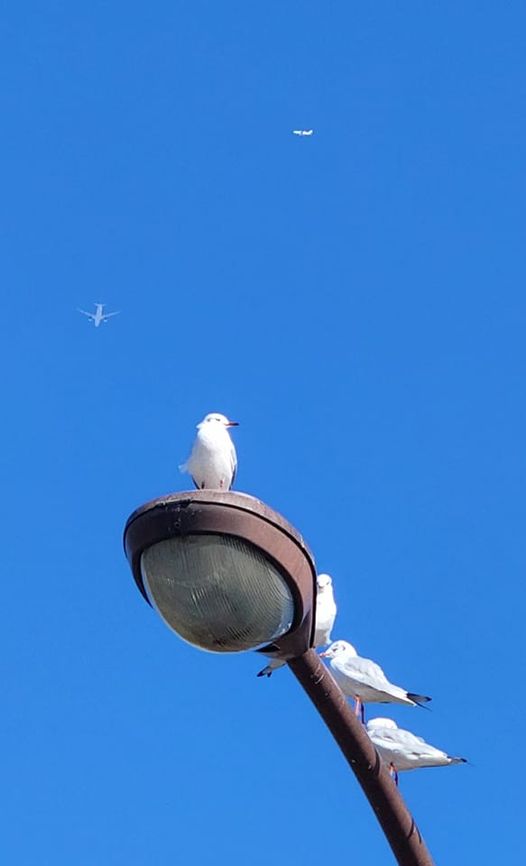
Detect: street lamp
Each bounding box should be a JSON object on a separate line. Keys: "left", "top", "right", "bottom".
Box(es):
{"left": 124, "top": 490, "right": 435, "bottom": 866}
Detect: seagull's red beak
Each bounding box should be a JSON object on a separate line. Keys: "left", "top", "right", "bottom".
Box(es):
{"left": 319, "top": 650, "right": 329, "bottom": 657}
{"left": 226, "top": 421, "right": 239, "bottom": 427}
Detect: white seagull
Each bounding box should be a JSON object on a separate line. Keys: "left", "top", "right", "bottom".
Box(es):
{"left": 179, "top": 412, "right": 238, "bottom": 490}
{"left": 366, "top": 718, "right": 467, "bottom": 784}
{"left": 292, "top": 129, "right": 313, "bottom": 136}
{"left": 257, "top": 573, "right": 337, "bottom": 677}
{"left": 320, "top": 640, "right": 431, "bottom": 720}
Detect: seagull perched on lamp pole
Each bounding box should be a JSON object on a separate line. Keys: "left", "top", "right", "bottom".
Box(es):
{"left": 320, "top": 640, "right": 431, "bottom": 721}
{"left": 366, "top": 718, "right": 467, "bottom": 785}
{"left": 179, "top": 412, "right": 238, "bottom": 490}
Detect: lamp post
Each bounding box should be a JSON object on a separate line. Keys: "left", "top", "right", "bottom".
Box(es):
{"left": 123, "top": 490, "right": 435, "bottom": 866}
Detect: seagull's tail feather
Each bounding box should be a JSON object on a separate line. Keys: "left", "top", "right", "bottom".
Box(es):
{"left": 408, "top": 693, "right": 432, "bottom": 709}
{"left": 449, "top": 756, "right": 468, "bottom": 765}
{"left": 257, "top": 658, "right": 286, "bottom": 678}
{"left": 178, "top": 463, "right": 200, "bottom": 489}
{"left": 257, "top": 666, "right": 273, "bottom": 678}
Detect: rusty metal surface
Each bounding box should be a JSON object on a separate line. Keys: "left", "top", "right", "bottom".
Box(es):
{"left": 124, "top": 490, "right": 312, "bottom": 551}
{"left": 123, "top": 491, "right": 317, "bottom": 659}
{"left": 289, "top": 650, "right": 436, "bottom": 866}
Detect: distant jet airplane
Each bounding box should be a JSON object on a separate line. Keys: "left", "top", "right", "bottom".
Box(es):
{"left": 292, "top": 129, "right": 313, "bottom": 136}
{"left": 78, "top": 303, "right": 120, "bottom": 327}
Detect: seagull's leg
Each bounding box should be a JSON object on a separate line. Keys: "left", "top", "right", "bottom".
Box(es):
{"left": 389, "top": 764, "right": 399, "bottom": 786}
{"left": 360, "top": 702, "right": 365, "bottom": 725}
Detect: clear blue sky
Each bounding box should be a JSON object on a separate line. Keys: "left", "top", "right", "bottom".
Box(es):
{"left": 2, "top": 2, "right": 525, "bottom": 863}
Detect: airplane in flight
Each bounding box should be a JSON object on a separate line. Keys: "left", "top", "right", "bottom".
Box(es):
{"left": 292, "top": 129, "right": 314, "bottom": 136}
{"left": 78, "top": 303, "right": 120, "bottom": 327}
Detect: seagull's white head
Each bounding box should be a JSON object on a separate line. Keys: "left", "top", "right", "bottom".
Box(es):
{"left": 198, "top": 412, "right": 239, "bottom": 429}
{"left": 320, "top": 640, "right": 357, "bottom": 659}
{"left": 366, "top": 718, "right": 398, "bottom": 732}
{"left": 316, "top": 573, "right": 333, "bottom": 591}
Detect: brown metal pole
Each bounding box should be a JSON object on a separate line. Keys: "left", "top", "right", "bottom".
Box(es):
{"left": 288, "top": 650, "right": 435, "bottom": 866}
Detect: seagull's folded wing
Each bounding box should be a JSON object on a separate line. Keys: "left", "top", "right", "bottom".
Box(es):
{"left": 342, "top": 656, "right": 390, "bottom": 688}
{"left": 388, "top": 728, "right": 443, "bottom": 759}
{"left": 229, "top": 440, "right": 237, "bottom": 486}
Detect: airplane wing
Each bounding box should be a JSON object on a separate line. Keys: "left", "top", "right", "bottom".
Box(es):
{"left": 304, "top": 130, "right": 313, "bottom": 135}
{"left": 101, "top": 311, "right": 120, "bottom": 321}
{"left": 78, "top": 309, "right": 95, "bottom": 320}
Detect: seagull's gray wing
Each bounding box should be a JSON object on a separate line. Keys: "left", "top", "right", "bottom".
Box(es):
{"left": 375, "top": 727, "right": 442, "bottom": 759}
{"left": 376, "top": 727, "right": 423, "bottom": 748}
{"left": 230, "top": 439, "right": 237, "bottom": 487}
{"left": 341, "top": 655, "right": 390, "bottom": 688}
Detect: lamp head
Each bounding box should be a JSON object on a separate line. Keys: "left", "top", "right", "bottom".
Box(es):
{"left": 123, "top": 491, "right": 316, "bottom": 658}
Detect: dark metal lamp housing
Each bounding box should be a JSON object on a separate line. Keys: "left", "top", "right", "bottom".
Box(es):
{"left": 123, "top": 491, "right": 317, "bottom": 657}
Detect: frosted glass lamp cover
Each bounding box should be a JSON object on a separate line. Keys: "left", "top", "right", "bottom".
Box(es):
{"left": 141, "top": 534, "right": 295, "bottom": 652}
